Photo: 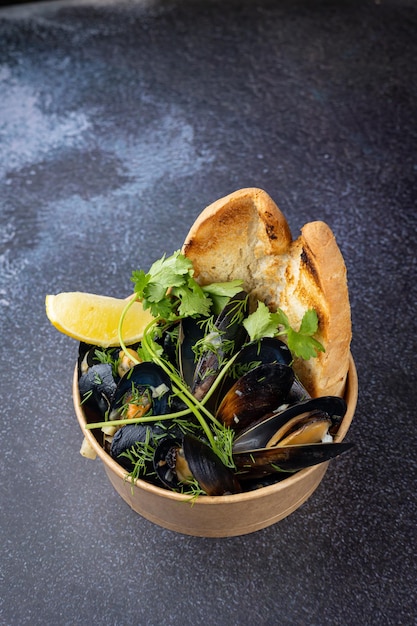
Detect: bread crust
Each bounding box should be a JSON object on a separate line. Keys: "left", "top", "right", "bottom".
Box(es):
{"left": 283, "top": 222, "right": 352, "bottom": 397}
{"left": 183, "top": 188, "right": 351, "bottom": 398}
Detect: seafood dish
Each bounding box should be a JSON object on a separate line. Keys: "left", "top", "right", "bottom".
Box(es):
{"left": 50, "top": 188, "right": 355, "bottom": 504}
{"left": 78, "top": 288, "right": 352, "bottom": 496}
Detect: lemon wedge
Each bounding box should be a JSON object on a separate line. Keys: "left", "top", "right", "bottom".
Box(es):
{"left": 45, "top": 292, "right": 154, "bottom": 347}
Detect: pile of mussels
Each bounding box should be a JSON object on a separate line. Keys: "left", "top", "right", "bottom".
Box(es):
{"left": 78, "top": 291, "right": 352, "bottom": 495}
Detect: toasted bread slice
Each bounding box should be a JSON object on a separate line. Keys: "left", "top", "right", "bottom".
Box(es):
{"left": 182, "top": 188, "right": 292, "bottom": 309}
{"left": 183, "top": 188, "right": 351, "bottom": 398}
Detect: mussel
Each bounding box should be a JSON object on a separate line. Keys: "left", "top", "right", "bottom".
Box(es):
{"left": 212, "top": 336, "right": 297, "bottom": 403}
{"left": 154, "top": 434, "right": 242, "bottom": 495}
{"left": 178, "top": 316, "right": 205, "bottom": 388}
{"left": 215, "top": 363, "right": 295, "bottom": 433}
{"left": 77, "top": 343, "right": 141, "bottom": 418}
{"left": 231, "top": 337, "right": 293, "bottom": 369}
{"left": 110, "top": 421, "right": 183, "bottom": 477}
{"left": 233, "top": 442, "right": 354, "bottom": 478}
{"left": 78, "top": 363, "right": 117, "bottom": 417}
{"left": 191, "top": 291, "right": 249, "bottom": 401}
{"left": 232, "top": 396, "right": 347, "bottom": 453}
{"left": 230, "top": 394, "right": 351, "bottom": 481}
{"left": 109, "top": 362, "right": 173, "bottom": 421}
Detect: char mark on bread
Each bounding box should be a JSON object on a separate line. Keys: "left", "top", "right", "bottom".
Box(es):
{"left": 301, "top": 247, "right": 319, "bottom": 283}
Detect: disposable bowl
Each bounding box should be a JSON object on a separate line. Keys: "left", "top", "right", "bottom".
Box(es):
{"left": 73, "top": 354, "right": 357, "bottom": 537}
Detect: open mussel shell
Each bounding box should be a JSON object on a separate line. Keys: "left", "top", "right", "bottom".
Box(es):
{"left": 232, "top": 396, "right": 347, "bottom": 453}
{"left": 109, "top": 361, "right": 172, "bottom": 419}
{"left": 183, "top": 434, "right": 242, "bottom": 495}
{"left": 153, "top": 436, "right": 184, "bottom": 490}
{"left": 191, "top": 290, "right": 249, "bottom": 401}
{"left": 77, "top": 342, "right": 145, "bottom": 417}
{"left": 154, "top": 434, "right": 241, "bottom": 496}
{"left": 215, "top": 362, "right": 295, "bottom": 433}
{"left": 233, "top": 442, "right": 354, "bottom": 479}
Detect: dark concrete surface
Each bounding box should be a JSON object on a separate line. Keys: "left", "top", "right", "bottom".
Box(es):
{"left": 1, "top": 0, "right": 416, "bottom": 624}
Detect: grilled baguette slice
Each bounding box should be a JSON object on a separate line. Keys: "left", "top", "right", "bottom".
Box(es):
{"left": 183, "top": 188, "right": 351, "bottom": 398}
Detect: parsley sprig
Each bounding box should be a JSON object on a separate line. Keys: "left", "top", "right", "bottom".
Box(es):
{"left": 131, "top": 250, "right": 243, "bottom": 320}
{"left": 243, "top": 301, "right": 325, "bottom": 360}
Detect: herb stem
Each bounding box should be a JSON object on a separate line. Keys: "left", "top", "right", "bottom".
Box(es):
{"left": 118, "top": 295, "right": 143, "bottom": 364}
{"left": 140, "top": 317, "right": 223, "bottom": 430}
{"left": 83, "top": 407, "right": 192, "bottom": 430}
{"left": 170, "top": 383, "right": 217, "bottom": 448}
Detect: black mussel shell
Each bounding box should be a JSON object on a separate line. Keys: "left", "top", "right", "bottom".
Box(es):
{"left": 215, "top": 363, "right": 295, "bottom": 433}
{"left": 182, "top": 434, "right": 242, "bottom": 496}
{"left": 287, "top": 377, "right": 311, "bottom": 404}
{"left": 214, "top": 337, "right": 294, "bottom": 403}
{"left": 153, "top": 435, "right": 241, "bottom": 495}
{"left": 232, "top": 396, "right": 347, "bottom": 453}
{"left": 228, "top": 337, "right": 311, "bottom": 404}
{"left": 191, "top": 291, "right": 249, "bottom": 401}
{"left": 78, "top": 363, "right": 117, "bottom": 417}
{"left": 153, "top": 322, "right": 180, "bottom": 369}
{"left": 225, "top": 336, "right": 311, "bottom": 404}
{"left": 110, "top": 422, "right": 183, "bottom": 475}
{"left": 239, "top": 473, "right": 290, "bottom": 491}
{"left": 153, "top": 436, "right": 186, "bottom": 491}
{"left": 233, "top": 337, "right": 293, "bottom": 369}
{"left": 109, "top": 362, "right": 172, "bottom": 419}
{"left": 233, "top": 442, "right": 354, "bottom": 479}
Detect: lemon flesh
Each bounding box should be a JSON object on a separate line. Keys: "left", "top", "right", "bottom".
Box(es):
{"left": 45, "top": 292, "right": 154, "bottom": 347}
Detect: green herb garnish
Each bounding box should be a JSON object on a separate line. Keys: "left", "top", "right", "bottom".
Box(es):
{"left": 93, "top": 348, "right": 120, "bottom": 377}
{"left": 243, "top": 300, "right": 325, "bottom": 360}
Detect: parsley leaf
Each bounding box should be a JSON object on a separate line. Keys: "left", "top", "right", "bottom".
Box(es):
{"left": 243, "top": 301, "right": 277, "bottom": 339}
{"left": 172, "top": 279, "right": 212, "bottom": 318}
{"left": 286, "top": 327, "right": 325, "bottom": 361}
{"left": 202, "top": 280, "right": 243, "bottom": 314}
{"left": 243, "top": 301, "right": 325, "bottom": 360}
{"left": 131, "top": 269, "right": 150, "bottom": 295}
{"left": 131, "top": 250, "right": 213, "bottom": 320}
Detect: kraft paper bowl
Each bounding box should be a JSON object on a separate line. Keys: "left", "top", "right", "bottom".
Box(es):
{"left": 73, "top": 354, "right": 357, "bottom": 537}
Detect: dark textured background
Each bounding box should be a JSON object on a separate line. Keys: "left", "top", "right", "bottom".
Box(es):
{"left": 1, "top": 1, "right": 416, "bottom": 624}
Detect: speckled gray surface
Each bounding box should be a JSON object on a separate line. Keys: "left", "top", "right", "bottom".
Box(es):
{"left": 1, "top": 0, "right": 416, "bottom": 624}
